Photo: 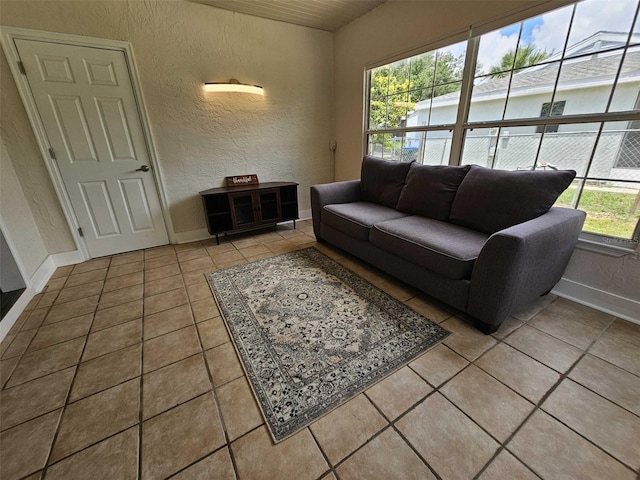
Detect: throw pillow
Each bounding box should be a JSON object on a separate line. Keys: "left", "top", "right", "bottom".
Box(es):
{"left": 360, "top": 155, "right": 413, "bottom": 208}
{"left": 449, "top": 165, "right": 576, "bottom": 234}
{"left": 396, "top": 163, "right": 471, "bottom": 221}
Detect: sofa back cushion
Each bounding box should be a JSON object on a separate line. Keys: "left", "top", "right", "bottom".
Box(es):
{"left": 396, "top": 163, "right": 471, "bottom": 221}
{"left": 450, "top": 165, "right": 576, "bottom": 234}
{"left": 360, "top": 155, "right": 413, "bottom": 208}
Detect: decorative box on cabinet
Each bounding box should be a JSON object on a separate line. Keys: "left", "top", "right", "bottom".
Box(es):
{"left": 199, "top": 182, "right": 299, "bottom": 244}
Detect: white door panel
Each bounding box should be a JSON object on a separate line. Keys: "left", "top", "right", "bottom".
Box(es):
{"left": 15, "top": 39, "right": 168, "bottom": 257}
{"left": 79, "top": 181, "right": 120, "bottom": 237}
{"left": 49, "top": 95, "right": 98, "bottom": 162}
{"left": 35, "top": 54, "right": 75, "bottom": 83}
{"left": 119, "top": 178, "right": 155, "bottom": 232}
{"left": 95, "top": 98, "right": 137, "bottom": 161}
{"left": 84, "top": 59, "right": 118, "bottom": 86}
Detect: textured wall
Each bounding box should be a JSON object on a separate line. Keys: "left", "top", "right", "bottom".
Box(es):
{"left": 1, "top": 0, "right": 333, "bottom": 239}
{"left": 0, "top": 142, "right": 49, "bottom": 278}
{"left": 0, "top": 51, "right": 76, "bottom": 253}
{"left": 563, "top": 249, "right": 640, "bottom": 302}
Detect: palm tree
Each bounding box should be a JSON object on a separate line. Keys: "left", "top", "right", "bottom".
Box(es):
{"left": 490, "top": 45, "right": 550, "bottom": 78}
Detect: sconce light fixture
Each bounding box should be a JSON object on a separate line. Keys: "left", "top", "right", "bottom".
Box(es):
{"left": 204, "top": 79, "right": 264, "bottom": 95}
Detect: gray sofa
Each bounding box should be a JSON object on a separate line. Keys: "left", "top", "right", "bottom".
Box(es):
{"left": 311, "top": 156, "right": 586, "bottom": 334}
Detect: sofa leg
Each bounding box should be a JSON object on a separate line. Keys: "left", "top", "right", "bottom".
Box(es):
{"left": 315, "top": 235, "right": 326, "bottom": 243}
{"left": 474, "top": 319, "right": 500, "bottom": 335}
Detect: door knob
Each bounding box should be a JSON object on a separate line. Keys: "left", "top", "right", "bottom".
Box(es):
{"left": 136, "top": 165, "right": 150, "bottom": 172}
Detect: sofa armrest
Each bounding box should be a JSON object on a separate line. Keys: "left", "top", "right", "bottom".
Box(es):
{"left": 310, "top": 180, "right": 362, "bottom": 239}
{"left": 468, "top": 207, "right": 586, "bottom": 328}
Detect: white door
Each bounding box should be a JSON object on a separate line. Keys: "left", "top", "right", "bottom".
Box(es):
{"left": 14, "top": 39, "right": 169, "bottom": 258}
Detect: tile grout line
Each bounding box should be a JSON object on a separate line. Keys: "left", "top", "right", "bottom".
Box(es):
{"left": 467, "top": 315, "right": 585, "bottom": 479}
{"left": 184, "top": 260, "right": 242, "bottom": 479}
{"left": 138, "top": 253, "right": 148, "bottom": 480}
{"left": 472, "top": 314, "right": 636, "bottom": 479}
{"left": 0, "top": 292, "right": 60, "bottom": 379}
{"left": 18, "top": 329, "right": 93, "bottom": 359}
{"left": 28, "top": 253, "right": 161, "bottom": 476}
{"left": 412, "top": 321, "right": 561, "bottom": 478}
{"left": 389, "top": 317, "right": 552, "bottom": 478}
{"left": 306, "top": 425, "right": 338, "bottom": 480}
{"left": 40, "top": 255, "right": 113, "bottom": 478}
{"left": 164, "top": 443, "right": 234, "bottom": 479}
{"left": 358, "top": 392, "right": 445, "bottom": 480}
{"left": 526, "top": 318, "right": 639, "bottom": 473}
{"left": 200, "top": 298, "right": 246, "bottom": 480}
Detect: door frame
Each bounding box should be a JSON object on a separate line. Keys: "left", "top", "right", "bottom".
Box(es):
{"left": 0, "top": 26, "right": 175, "bottom": 260}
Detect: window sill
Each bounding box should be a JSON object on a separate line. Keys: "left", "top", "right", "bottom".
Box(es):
{"left": 576, "top": 233, "right": 638, "bottom": 257}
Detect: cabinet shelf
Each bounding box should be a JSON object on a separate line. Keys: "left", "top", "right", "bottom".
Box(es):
{"left": 200, "top": 182, "right": 299, "bottom": 244}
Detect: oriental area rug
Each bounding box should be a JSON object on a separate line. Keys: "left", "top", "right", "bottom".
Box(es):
{"left": 206, "top": 247, "right": 450, "bottom": 442}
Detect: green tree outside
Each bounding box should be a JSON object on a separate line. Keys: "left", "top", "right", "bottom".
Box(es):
{"left": 489, "top": 44, "right": 550, "bottom": 78}
{"left": 368, "top": 51, "right": 464, "bottom": 150}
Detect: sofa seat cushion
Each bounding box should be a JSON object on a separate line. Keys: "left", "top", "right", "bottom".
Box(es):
{"left": 370, "top": 216, "right": 489, "bottom": 280}
{"left": 322, "top": 202, "right": 409, "bottom": 241}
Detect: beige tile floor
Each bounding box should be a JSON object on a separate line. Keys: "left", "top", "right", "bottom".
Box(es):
{"left": 1, "top": 219, "right": 639, "bottom": 480}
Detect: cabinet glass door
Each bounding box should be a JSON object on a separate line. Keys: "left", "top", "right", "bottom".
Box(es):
{"left": 230, "top": 193, "right": 256, "bottom": 227}
{"left": 259, "top": 190, "right": 281, "bottom": 222}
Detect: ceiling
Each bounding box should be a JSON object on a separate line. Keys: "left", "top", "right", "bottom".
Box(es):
{"left": 191, "top": 0, "right": 386, "bottom": 32}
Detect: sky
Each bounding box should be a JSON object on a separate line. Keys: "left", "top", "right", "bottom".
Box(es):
{"left": 449, "top": 0, "right": 639, "bottom": 76}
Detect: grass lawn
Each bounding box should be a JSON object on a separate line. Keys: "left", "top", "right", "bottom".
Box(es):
{"left": 556, "top": 186, "right": 639, "bottom": 238}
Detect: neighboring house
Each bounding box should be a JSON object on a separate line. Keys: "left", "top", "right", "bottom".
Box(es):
{"left": 406, "top": 32, "right": 640, "bottom": 181}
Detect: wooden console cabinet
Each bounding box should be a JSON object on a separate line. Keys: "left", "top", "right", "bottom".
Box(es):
{"left": 199, "top": 182, "right": 299, "bottom": 244}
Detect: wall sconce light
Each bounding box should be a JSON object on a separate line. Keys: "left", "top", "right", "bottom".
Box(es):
{"left": 204, "top": 79, "right": 264, "bottom": 95}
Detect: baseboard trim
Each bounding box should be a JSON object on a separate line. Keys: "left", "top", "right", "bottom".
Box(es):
{"left": 31, "top": 250, "right": 84, "bottom": 292}
{"left": 299, "top": 209, "right": 311, "bottom": 220}
{"left": 0, "top": 288, "right": 36, "bottom": 342}
{"left": 51, "top": 250, "right": 85, "bottom": 267}
{"left": 174, "top": 214, "right": 312, "bottom": 245}
{"left": 552, "top": 278, "right": 640, "bottom": 325}
{"left": 174, "top": 228, "right": 211, "bottom": 244}
{"left": 0, "top": 250, "right": 84, "bottom": 343}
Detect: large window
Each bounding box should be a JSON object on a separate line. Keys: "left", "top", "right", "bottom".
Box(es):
{"left": 365, "top": 0, "right": 640, "bottom": 248}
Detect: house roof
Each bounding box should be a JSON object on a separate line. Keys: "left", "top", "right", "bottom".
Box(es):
{"left": 474, "top": 49, "right": 640, "bottom": 94}
{"left": 415, "top": 32, "right": 640, "bottom": 109}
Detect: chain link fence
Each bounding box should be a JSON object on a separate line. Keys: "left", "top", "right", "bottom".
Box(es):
{"left": 367, "top": 129, "right": 640, "bottom": 238}
{"left": 369, "top": 129, "right": 640, "bottom": 182}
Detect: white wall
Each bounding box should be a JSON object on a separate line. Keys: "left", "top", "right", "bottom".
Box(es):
{"left": 563, "top": 248, "right": 639, "bottom": 302}
{"left": 0, "top": 142, "right": 49, "bottom": 279}
{"left": 1, "top": 0, "right": 333, "bottom": 243}
{"left": 0, "top": 51, "right": 75, "bottom": 254}
{"left": 0, "top": 230, "right": 26, "bottom": 292}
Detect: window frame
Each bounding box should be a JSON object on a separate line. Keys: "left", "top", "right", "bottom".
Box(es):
{"left": 363, "top": 0, "right": 640, "bottom": 252}
{"left": 536, "top": 100, "right": 565, "bottom": 133}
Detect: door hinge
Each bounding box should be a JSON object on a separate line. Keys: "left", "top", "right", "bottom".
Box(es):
{"left": 78, "top": 227, "right": 84, "bottom": 237}
{"left": 48, "top": 147, "right": 57, "bottom": 160}
{"left": 17, "top": 61, "right": 26, "bottom": 75}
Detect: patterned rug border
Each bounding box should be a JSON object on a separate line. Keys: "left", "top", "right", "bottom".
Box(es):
{"left": 206, "top": 247, "right": 451, "bottom": 443}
